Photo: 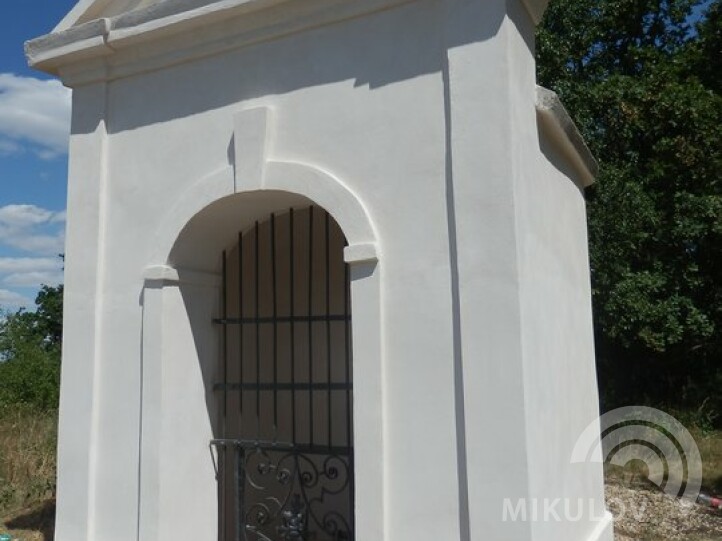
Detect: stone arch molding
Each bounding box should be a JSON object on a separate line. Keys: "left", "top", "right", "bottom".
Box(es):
{"left": 146, "top": 107, "right": 379, "bottom": 278}
{"left": 140, "top": 108, "right": 386, "bottom": 541}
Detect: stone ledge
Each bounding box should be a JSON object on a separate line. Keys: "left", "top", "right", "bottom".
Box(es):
{"left": 143, "top": 265, "right": 222, "bottom": 288}
{"left": 536, "top": 86, "right": 599, "bottom": 188}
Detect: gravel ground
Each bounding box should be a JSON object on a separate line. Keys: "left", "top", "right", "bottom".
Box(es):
{"left": 606, "top": 479, "right": 722, "bottom": 541}
{"left": 3, "top": 483, "right": 721, "bottom": 541}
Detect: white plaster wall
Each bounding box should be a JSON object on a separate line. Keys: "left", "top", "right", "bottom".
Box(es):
{"left": 443, "top": 1, "right": 534, "bottom": 538}
{"left": 51, "top": 0, "right": 610, "bottom": 540}
{"left": 518, "top": 131, "right": 613, "bottom": 541}
{"left": 56, "top": 82, "right": 108, "bottom": 541}
{"left": 508, "top": 4, "right": 612, "bottom": 539}
{"left": 138, "top": 279, "right": 221, "bottom": 541}
{"left": 157, "top": 283, "right": 220, "bottom": 539}
{"left": 86, "top": 2, "right": 460, "bottom": 540}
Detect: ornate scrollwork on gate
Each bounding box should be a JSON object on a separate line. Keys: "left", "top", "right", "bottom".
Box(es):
{"left": 240, "top": 446, "right": 352, "bottom": 541}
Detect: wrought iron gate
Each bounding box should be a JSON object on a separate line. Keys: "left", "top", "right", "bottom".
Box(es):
{"left": 211, "top": 207, "right": 354, "bottom": 541}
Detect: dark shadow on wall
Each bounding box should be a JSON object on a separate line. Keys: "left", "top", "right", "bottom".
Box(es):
{"left": 5, "top": 498, "right": 56, "bottom": 541}
{"left": 177, "top": 280, "right": 224, "bottom": 442}
{"left": 537, "top": 120, "right": 587, "bottom": 196}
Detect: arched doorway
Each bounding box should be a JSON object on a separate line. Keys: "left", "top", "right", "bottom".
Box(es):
{"left": 145, "top": 173, "right": 381, "bottom": 541}
{"left": 212, "top": 206, "right": 355, "bottom": 541}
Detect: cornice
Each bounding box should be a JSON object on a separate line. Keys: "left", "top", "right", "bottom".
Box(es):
{"left": 535, "top": 86, "right": 598, "bottom": 187}
{"left": 26, "top": 0, "right": 415, "bottom": 86}
{"left": 27, "top": 0, "right": 550, "bottom": 86}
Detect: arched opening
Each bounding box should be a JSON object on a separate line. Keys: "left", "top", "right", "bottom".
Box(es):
{"left": 211, "top": 205, "right": 355, "bottom": 541}
{"left": 146, "top": 177, "right": 381, "bottom": 541}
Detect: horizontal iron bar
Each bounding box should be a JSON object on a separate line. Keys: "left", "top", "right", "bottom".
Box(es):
{"left": 214, "top": 382, "right": 353, "bottom": 392}
{"left": 213, "top": 314, "right": 350, "bottom": 325}
{"left": 210, "top": 439, "right": 352, "bottom": 457}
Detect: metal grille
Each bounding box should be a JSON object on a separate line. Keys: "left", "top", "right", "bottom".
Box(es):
{"left": 211, "top": 207, "right": 354, "bottom": 541}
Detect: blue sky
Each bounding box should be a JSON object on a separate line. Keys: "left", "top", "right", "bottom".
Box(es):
{"left": 0, "top": 1, "right": 76, "bottom": 310}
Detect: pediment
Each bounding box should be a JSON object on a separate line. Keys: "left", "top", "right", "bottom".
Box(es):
{"left": 55, "top": 0, "right": 222, "bottom": 32}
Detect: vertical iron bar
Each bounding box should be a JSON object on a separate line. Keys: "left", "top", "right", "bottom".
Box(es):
{"left": 271, "top": 214, "right": 278, "bottom": 437}
{"left": 219, "top": 447, "right": 227, "bottom": 541}
{"left": 222, "top": 251, "right": 228, "bottom": 437}
{"left": 238, "top": 232, "right": 244, "bottom": 424}
{"left": 344, "top": 254, "right": 355, "bottom": 539}
{"left": 215, "top": 213, "right": 358, "bottom": 541}
{"left": 221, "top": 251, "right": 228, "bottom": 541}
{"left": 235, "top": 445, "right": 246, "bottom": 541}
{"left": 344, "top": 259, "right": 351, "bottom": 451}
{"left": 307, "top": 207, "right": 314, "bottom": 448}
{"left": 290, "top": 209, "right": 297, "bottom": 443}
{"left": 325, "top": 211, "right": 332, "bottom": 449}
{"left": 255, "top": 221, "right": 261, "bottom": 440}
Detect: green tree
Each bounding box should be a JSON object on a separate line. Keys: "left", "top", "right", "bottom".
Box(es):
{"left": 0, "top": 285, "right": 63, "bottom": 411}
{"left": 537, "top": 1, "right": 722, "bottom": 418}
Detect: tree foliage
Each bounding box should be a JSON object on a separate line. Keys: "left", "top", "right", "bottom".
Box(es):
{"left": 0, "top": 285, "right": 63, "bottom": 411}
{"left": 538, "top": 1, "right": 722, "bottom": 418}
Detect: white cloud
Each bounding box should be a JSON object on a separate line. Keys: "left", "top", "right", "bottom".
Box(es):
{"left": 0, "top": 257, "right": 63, "bottom": 289}
{"left": 0, "top": 257, "right": 61, "bottom": 273}
{"left": 4, "top": 270, "right": 63, "bottom": 288}
{"left": 0, "top": 289, "right": 32, "bottom": 310}
{"left": 0, "top": 73, "right": 71, "bottom": 159}
{"left": 0, "top": 204, "right": 66, "bottom": 256}
{"left": 12, "top": 234, "right": 65, "bottom": 254}
{"left": 0, "top": 138, "right": 22, "bottom": 155}
{"left": 0, "top": 204, "right": 57, "bottom": 226}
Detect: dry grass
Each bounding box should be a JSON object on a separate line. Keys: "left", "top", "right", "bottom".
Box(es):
{"left": 0, "top": 408, "right": 57, "bottom": 541}
{"left": 695, "top": 429, "right": 722, "bottom": 494}
{"left": 603, "top": 428, "right": 722, "bottom": 494}
{"left": 0, "top": 408, "right": 720, "bottom": 541}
